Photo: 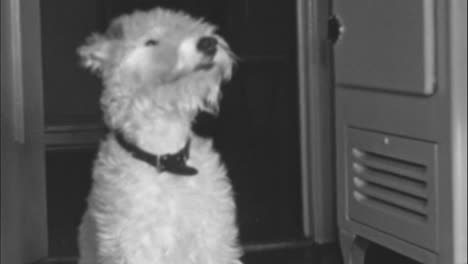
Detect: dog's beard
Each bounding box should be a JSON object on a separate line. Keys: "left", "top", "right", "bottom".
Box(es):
{"left": 137, "top": 65, "right": 223, "bottom": 116}
{"left": 186, "top": 69, "right": 223, "bottom": 114}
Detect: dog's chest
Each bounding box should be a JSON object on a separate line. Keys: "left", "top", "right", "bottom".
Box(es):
{"left": 115, "top": 173, "right": 225, "bottom": 260}
{"left": 92, "top": 138, "right": 234, "bottom": 259}
{"left": 122, "top": 169, "right": 208, "bottom": 216}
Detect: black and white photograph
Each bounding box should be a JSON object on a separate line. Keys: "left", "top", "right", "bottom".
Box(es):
{"left": 1, "top": 1, "right": 466, "bottom": 264}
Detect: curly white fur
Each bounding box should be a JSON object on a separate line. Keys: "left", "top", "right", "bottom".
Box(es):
{"left": 77, "top": 7, "right": 242, "bottom": 264}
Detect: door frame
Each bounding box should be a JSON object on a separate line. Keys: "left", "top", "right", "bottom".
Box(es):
{"left": 297, "top": 0, "right": 336, "bottom": 243}
{"left": 1, "top": 0, "right": 48, "bottom": 263}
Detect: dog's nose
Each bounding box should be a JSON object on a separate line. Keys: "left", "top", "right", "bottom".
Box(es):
{"left": 197, "top": 37, "right": 218, "bottom": 56}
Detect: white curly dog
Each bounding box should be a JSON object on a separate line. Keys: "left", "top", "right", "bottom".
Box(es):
{"left": 77, "top": 7, "right": 242, "bottom": 264}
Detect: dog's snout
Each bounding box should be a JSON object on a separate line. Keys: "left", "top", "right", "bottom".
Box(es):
{"left": 197, "top": 37, "right": 218, "bottom": 56}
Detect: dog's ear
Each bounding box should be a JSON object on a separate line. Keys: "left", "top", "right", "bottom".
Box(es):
{"left": 77, "top": 34, "right": 112, "bottom": 74}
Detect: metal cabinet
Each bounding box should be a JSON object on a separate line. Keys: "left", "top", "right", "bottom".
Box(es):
{"left": 333, "top": 0, "right": 467, "bottom": 263}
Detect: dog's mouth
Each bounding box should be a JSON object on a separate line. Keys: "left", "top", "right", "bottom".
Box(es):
{"left": 194, "top": 61, "right": 215, "bottom": 72}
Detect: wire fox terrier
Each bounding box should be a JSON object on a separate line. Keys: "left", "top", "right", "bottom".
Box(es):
{"left": 77, "top": 7, "right": 242, "bottom": 264}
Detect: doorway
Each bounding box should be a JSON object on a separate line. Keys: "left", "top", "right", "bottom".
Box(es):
{"left": 41, "top": 0, "right": 310, "bottom": 261}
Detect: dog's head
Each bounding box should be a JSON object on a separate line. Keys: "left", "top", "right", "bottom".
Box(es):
{"left": 78, "top": 8, "right": 235, "bottom": 116}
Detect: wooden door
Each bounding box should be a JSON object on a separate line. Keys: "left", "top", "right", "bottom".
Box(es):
{"left": 1, "top": 2, "right": 23, "bottom": 259}
{"left": 1, "top": 1, "right": 47, "bottom": 263}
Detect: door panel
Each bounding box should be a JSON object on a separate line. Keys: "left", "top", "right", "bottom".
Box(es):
{"left": 236, "top": 0, "right": 296, "bottom": 56}
{"left": 40, "top": 0, "right": 104, "bottom": 126}
{"left": 46, "top": 149, "right": 96, "bottom": 257}
{"left": 334, "top": 0, "right": 435, "bottom": 95}
{"left": 2, "top": 1, "right": 47, "bottom": 262}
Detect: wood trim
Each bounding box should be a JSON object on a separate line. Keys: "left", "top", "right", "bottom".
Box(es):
{"left": 1, "top": 2, "right": 23, "bottom": 262}
{"left": 297, "top": 0, "right": 336, "bottom": 243}
{"left": 33, "top": 239, "right": 317, "bottom": 264}
{"left": 2, "top": 0, "right": 48, "bottom": 263}
{"left": 45, "top": 124, "right": 105, "bottom": 150}
{"left": 297, "top": 0, "right": 313, "bottom": 238}
{"left": 19, "top": 0, "right": 48, "bottom": 261}
{"left": 243, "top": 239, "right": 315, "bottom": 252}
{"left": 9, "top": 0, "right": 25, "bottom": 143}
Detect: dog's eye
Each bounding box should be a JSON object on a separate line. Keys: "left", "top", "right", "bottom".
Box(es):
{"left": 145, "top": 39, "right": 160, "bottom": 46}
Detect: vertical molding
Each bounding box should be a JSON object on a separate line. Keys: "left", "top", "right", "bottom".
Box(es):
{"left": 297, "top": 0, "right": 336, "bottom": 243}
{"left": 10, "top": 0, "right": 25, "bottom": 144}
{"left": 1, "top": 2, "right": 23, "bottom": 263}
{"left": 436, "top": 0, "right": 457, "bottom": 263}
{"left": 423, "top": 0, "right": 436, "bottom": 93}
{"left": 297, "top": 0, "right": 313, "bottom": 238}
{"left": 2, "top": 1, "right": 47, "bottom": 263}
{"left": 449, "top": 0, "right": 467, "bottom": 262}
{"left": 20, "top": 0, "right": 48, "bottom": 262}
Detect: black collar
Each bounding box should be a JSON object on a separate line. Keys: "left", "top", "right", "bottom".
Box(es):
{"left": 114, "top": 131, "right": 198, "bottom": 176}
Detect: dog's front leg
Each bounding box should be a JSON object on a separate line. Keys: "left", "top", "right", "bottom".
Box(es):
{"left": 78, "top": 211, "right": 98, "bottom": 264}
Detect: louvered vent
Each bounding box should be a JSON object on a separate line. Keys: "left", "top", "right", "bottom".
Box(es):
{"left": 346, "top": 128, "right": 437, "bottom": 250}
{"left": 351, "top": 148, "right": 429, "bottom": 222}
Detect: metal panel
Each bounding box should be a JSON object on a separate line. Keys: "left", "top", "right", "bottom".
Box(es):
{"left": 335, "top": 1, "right": 466, "bottom": 263}
{"left": 449, "top": 0, "right": 467, "bottom": 262}
{"left": 335, "top": 0, "right": 435, "bottom": 95}
{"left": 346, "top": 128, "right": 438, "bottom": 250}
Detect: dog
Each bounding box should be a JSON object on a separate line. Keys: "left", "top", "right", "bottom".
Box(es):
{"left": 77, "top": 7, "right": 242, "bottom": 264}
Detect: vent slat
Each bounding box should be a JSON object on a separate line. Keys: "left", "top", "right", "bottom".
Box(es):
{"left": 353, "top": 178, "right": 427, "bottom": 215}
{"left": 353, "top": 191, "right": 428, "bottom": 222}
{"left": 353, "top": 163, "right": 427, "bottom": 199}
{"left": 352, "top": 149, "right": 426, "bottom": 182}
